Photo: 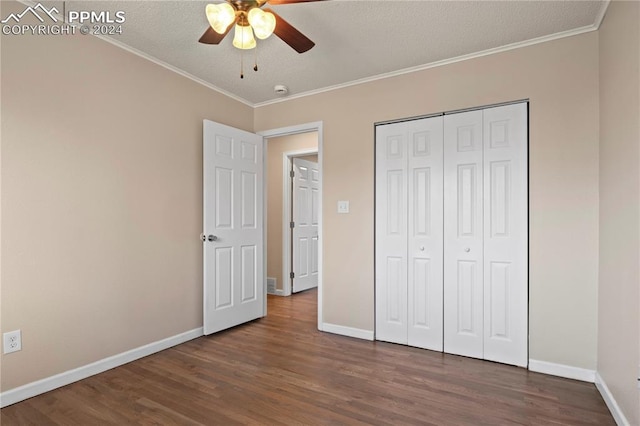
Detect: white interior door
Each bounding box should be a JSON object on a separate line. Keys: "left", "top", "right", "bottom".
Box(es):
{"left": 407, "top": 117, "right": 444, "bottom": 351}
{"left": 375, "top": 122, "right": 409, "bottom": 344}
{"left": 444, "top": 110, "right": 485, "bottom": 359}
{"left": 292, "top": 157, "right": 319, "bottom": 293}
{"left": 482, "top": 103, "right": 528, "bottom": 367}
{"left": 203, "top": 120, "right": 264, "bottom": 335}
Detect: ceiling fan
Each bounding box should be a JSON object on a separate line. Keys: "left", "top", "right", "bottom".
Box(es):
{"left": 198, "top": 0, "right": 322, "bottom": 54}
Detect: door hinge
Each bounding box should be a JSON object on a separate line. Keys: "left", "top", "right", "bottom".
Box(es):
{"left": 290, "top": 272, "right": 295, "bottom": 279}
{"left": 290, "top": 170, "right": 295, "bottom": 178}
{"left": 290, "top": 221, "right": 295, "bottom": 228}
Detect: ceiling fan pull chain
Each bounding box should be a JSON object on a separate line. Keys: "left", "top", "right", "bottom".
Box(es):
{"left": 240, "top": 25, "right": 245, "bottom": 79}
{"left": 254, "top": 45, "right": 258, "bottom": 72}
{"left": 240, "top": 49, "right": 244, "bottom": 79}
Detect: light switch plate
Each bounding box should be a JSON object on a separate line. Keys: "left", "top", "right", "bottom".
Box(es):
{"left": 337, "top": 200, "right": 350, "bottom": 214}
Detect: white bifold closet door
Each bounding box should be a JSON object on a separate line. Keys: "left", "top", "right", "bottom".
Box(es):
{"left": 375, "top": 116, "right": 444, "bottom": 351}
{"left": 443, "top": 103, "right": 528, "bottom": 367}
{"left": 375, "top": 102, "right": 528, "bottom": 367}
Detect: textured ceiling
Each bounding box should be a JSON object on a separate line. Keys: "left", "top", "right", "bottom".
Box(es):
{"left": 64, "top": 0, "right": 607, "bottom": 105}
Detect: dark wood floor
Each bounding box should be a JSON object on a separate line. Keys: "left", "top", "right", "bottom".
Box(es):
{"left": 2, "top": 289, "right": 614, "bottom": 425}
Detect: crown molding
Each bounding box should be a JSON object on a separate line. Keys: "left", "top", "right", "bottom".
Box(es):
{"left": 14, "top": 0, "right": 253, "bottom": 107}
{"left": 92, "top": 34, "right": 254, "bottom": 107}
{"left": 14, "top": 0, "right": 611, "bottom": 110}
{"left": 255, "top": 21, "right": 605, "bottom": 108}
{"left": 595, "top": 0, "right": 611, "bottom": 30}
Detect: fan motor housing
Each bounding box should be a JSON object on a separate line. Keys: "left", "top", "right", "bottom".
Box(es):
{"left": 231, "top": 0, "right": 261, "bottom": 12}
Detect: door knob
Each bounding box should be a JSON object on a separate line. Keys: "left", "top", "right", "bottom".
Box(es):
{"left": 207, "top": 235, "right": 218, "bottom": 242}
{"left": 464, "top": 247, "right": 471, "bottom": 252}
{"left": 419, "top": 246, "right": 425, "bottom": 251}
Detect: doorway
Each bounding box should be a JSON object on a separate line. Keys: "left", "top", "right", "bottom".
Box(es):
{"left": 259, "top": 122, "right": 324, "bottom": 328}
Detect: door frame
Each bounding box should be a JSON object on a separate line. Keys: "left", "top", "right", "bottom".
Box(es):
{"left": 258, "top": 122, "right": 324, "bottom": 330}
{"left": 283, "top": 148, "right": 319, "bottom": 297}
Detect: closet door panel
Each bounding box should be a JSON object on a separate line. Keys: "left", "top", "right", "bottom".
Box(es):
{"left": 375, "top": 123, "right": 408, "bottom": 344}
{"left": 444, "top": 110, "right": 484, "bottom": 359}
{"left": 482, "top": 103, "right": 528, "bottom": 367}
{"left": 407, "top": 117, "right": 444, "bottom": 351}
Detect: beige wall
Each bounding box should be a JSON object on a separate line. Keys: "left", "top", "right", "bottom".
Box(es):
{"left": 298, "top": 154, "right": 318, "bottom": 163}
{"left": 256, "top": 32, "right": 601, "bottom": 369}
{"left": 266, "top": 133, "right": 318, "bottom": 290}
{"left": 0, "top": 1, "right": 253, "bottom": 390}
{"left": 598, "top": 1, "right": 640, "bottom": 423}
{"left": 4, "top": 0, "right": 630, "bottom": 398}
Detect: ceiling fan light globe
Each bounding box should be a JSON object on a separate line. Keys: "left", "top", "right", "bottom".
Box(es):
{"left": 232, "top": 24, "right": 256, "bottom": 49}
{"left": 206, "top": 3, "right": 236, "bottom": 34}
{"left": 248, "top": 8, "right": 276, "bottom": 39}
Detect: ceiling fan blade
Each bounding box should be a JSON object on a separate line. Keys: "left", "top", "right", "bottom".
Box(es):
{"left": 264, "top": 8, "right": 315, "bottom": 53}
{"left": 266, "top": 0, "right": 325, "bottom": 4}
{"left": 198, "top": 17, "right": 236, "bottom": 44}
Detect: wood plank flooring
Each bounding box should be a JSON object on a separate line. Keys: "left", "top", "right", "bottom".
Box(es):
{"left": 1, "top": 289, "right": 614, "bottom": 425}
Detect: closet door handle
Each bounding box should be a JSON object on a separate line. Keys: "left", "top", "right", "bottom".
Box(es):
{"left": 464, "top": 247, "right": 471, "bottom": 253}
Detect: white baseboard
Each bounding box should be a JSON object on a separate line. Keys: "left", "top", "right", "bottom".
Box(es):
{"left": 528, "top": 359, "right": 596, "bottom": 383}
{"left": 321, "top": 322, "right": 374, "bottom": 341}
{"left": 0, "top": 327, "right": 203, "bottom": 408}
{"left": 595, "top": 372, "right": 631, "bottom": 426}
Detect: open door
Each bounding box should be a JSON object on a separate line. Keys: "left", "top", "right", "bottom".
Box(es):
{"left": 292, "top": 157, "right": 319, "bottom": 293}
{"left": 203, "top": 120, "right": 264, "bottom": 335}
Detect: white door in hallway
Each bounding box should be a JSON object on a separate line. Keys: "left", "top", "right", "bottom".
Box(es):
{"left": 203, "top": 120, "right": 264, "bottom": 335}
{"left": 292, "top": 157, "right": 320, "bottom": 293}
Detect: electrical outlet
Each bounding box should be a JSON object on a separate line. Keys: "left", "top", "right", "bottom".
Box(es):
{"left": 3, "top": 330, "right": 22, "bottom": 354}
